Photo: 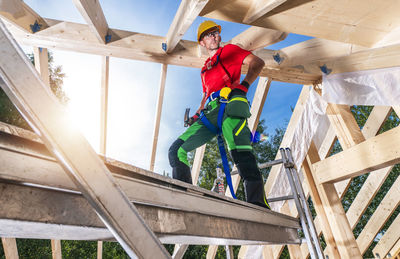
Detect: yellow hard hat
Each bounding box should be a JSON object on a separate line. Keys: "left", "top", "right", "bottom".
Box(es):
{"left": 197, "top": 20, "right": 221, "bottom": 42}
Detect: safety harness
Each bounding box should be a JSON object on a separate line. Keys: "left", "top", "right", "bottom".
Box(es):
{"left": 199, "top": 48, "right": 238, "bottom": 199}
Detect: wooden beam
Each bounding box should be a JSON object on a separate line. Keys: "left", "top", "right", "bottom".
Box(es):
{"left": 314, "top": 125, "right": 400, "bottom": 184}
{"left": 172, "top": 244, "right": 188, "bottom": 259}
{"left": 4, "top": 19, "right": 319, "bottom": 85}
{"left": 97, "top": 241, "right": 102, "bottom": 259}
{"left": 0, "top": 0, "right": 48, "bottom": 33}
{"left": 302, "top": 142, "right": 340, "bottom": 259}
{"left": 72, "top": 0, "right": 109, "bottom": 43}
{"left": 0, "top": 19, "right": 170, "bottom": 259}
{"left": 100, "top": 56, "right": 109, "bottom": 156}
{"left": 191, "top": 144, "right": 206, "bottom": 185}
{"left": 200, "top": 0, "right": 400, "bottom": 47}
{"left": 243, "top": 0, "right": 287, "bottom": 24}
{"left": 165, "top": 0, "right": 209, "bottom": 53}
{"left": 325, "top": 103, "right": 365, "bottom": 197}
{"left": 149, "top": 64, "right": 168, "bottom": 171}
{"left": 230, "top": 27, "right": 287, "bottom": 51}
{"left": 356, "top": 176, "right": 400, "bottom": 254}
{"left": 1, "top": 238, "right": 19, "bottom": 259}
{"left": 389, "top": 238, "right": 400, "bottom": 258}
{"left": 307, "top": 145, "right": 362, "bottom": 258}
{"left": 372, "top": 213, "right": 400, "bottom": 259}
{"left": 51, "top": 240, "right": 62, "bottom": 259}
{"left": 275, "top": 38, "right": 366, "bottom": 70}
{"left": 33, "top": 47, "right": 50, "bottom": 86}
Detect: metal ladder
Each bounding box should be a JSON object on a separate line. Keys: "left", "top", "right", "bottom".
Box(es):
{"left": 258, "top": 148, "right": 324, "bottom": 259}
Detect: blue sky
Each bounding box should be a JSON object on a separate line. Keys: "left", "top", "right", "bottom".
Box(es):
{"left": 22, "top": 0, "right": 311, "bottom": 175}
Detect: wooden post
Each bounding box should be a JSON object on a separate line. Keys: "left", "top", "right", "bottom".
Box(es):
{"left": 149, "top": 64, "right": 168, "bottom": 171}
{"left": 51, "top": 240, "right": 62, "bottom": 259}
{"left": 100, "top": 56, "right": 109, "bottom": 156}
{"left": 97, "top": 241, "right": 103, "bottom": 259}
{"left": 1, "top": 238, "right": 19, "bottom": 259}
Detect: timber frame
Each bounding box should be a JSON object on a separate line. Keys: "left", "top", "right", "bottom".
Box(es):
{"left": 0, "top": 0, "right": 400, "bottom": 258}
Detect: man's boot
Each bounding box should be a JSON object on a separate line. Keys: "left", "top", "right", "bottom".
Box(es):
{"left": 244, "top": 179, "right": 270, "bottom": 209}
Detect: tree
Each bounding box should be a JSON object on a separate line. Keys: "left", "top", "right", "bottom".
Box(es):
{"left": 0, "top": 51, "right": 67, "bottom": 129}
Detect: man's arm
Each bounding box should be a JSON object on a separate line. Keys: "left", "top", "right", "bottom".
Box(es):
{"left": 241, "top": 53, "right": 265, "bottom": 85}
{"left": 196, "top": 92, "right": 207, "bottom": 114}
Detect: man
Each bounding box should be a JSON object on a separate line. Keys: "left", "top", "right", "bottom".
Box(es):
{"left": 168, "top": 20, "right": 270, "bottom": 209}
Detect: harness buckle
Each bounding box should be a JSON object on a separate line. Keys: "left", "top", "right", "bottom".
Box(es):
{"left": 219, "top": 97, "right": 228, "bottom": 103}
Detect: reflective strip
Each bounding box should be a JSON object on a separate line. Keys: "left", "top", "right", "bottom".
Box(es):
{"left": 228, "top": 97, "right": 248, "bottom": 103}
{"left": 235, "top": 119, "right": 247, "bottom": 136}
{"left": 264, "top": 196, "right": 271, "bottom": 209}
{"left": 235, "top": 145, "right": 252, "bottom": 150}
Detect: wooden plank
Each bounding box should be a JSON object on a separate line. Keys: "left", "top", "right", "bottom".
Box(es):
{"left": 100, "top": 56, "right": 109, "bottom": 156}
{"left": 33, "top": 47, "right": 50, "bottom": 86}
{"left": 0, "top": 19, "right": 170, "bottom": 259}
{"left": 389, "top": 239, "right": 400, "bottom": 258}
{"left": 307, "top": 146, "right": 362, "bottom": 258}
{"left": 5, "top": 19, "right": 320, "bottom": 85}
{"left": 0, "top": 0, "right": 48, "bottom": 33}
{"left": 1, "top": 238, "right": 19, "bottom": 259}
{"left": 51, "top": 240, "right": 62, "bottom": 259}
{"left": 276, "top": 38, "right": 366, "bottom": 69}
{"left": 372, "top": 213, "right": 400, "bottom": 259}
{"left": 97, "top": 241, "right": 102, "bottom": 259}
{"left": 191, "top": 144, "right": 206, "bottom": 185}
{"left": 302, "top": 142, "right": 340, "bottom": 259}
{"left": 314, "top": 125, "right": 400, "bottom": 184}
{"left": 72, "top": 0, "right": 109, "bottom": 43}
{"left": 325, "top": 103, "right": 365, "bottom": 197}
{"left": 149, "top": 64, "right": 168, "bottom": 171}
{"left": 230, "top": 27, "right": 287, "bottom": 51}
{"left": 243, "top": 0, "right": 287, "bottom": 24}
{"left": 200, "top": 0, "right": 400, "bottom": 47}
{"left": 356, "top": 176, "right": 400, "bottom": 254}
{"left": 172, "top": 244, "right": 188, "bottom": 259}
{"left": 165, "top": 0, "right": 209, "bottom": 53}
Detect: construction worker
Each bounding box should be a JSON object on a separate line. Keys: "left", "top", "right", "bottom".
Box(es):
{"left": 168, "top": 20, "right": 270, "bottom": 209}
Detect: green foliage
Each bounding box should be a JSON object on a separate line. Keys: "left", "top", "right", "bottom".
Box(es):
{"left": 0, "top": 51, "right": 67, "bottom": 129}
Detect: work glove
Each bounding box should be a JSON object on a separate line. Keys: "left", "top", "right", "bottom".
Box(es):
{"left": 230, "top": 80, "right": 250, "bottom": 98}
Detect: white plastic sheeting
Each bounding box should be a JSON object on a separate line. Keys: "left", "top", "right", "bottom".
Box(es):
{"left": 322, "top": 67, "right": 400, "bottom": 106}
{"left": 268, "top": 89, "right": 327, "bottom": 211}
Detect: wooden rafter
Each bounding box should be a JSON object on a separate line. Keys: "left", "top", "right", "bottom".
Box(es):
{"left": 4, "top": 19, "right": 319, "bottom": 85}
{"left": 243, "top": 0, "right": 287, "bottom": 24}
{"left": 165, "top": 0, "right": 209, "bottom": 53}
{"left": 72, "top": 0, "right": 109, "bottom": 43}
{"left": 200, "top": 0, "right": 400, "bottom": 47}
{"left": 229, "top": 27, "right": 287, "bottom": 51}
{"left": 0, "top": 0, "right": 48, "bottom": 33}
{"left": 372, "top": 213, "right": 400, "bottom": 259}
{"left": 1, "top": 238, "right": 19, "bottom": 259}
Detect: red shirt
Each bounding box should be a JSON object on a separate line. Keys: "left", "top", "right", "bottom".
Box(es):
{"left": 201, "top": 44, "right": 251, "bottom": 98}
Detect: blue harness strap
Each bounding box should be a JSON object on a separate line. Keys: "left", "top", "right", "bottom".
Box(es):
{"left": 200, "top": 100, "right": 237, "bottom": 199}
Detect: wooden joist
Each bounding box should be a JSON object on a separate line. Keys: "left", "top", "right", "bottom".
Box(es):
{"left": 243, "top": 0, "right": 287, "bottom": 24}
{"left": 165, "top": 0, "right": 209, "bottom": 53}
{"left": 314, "top": 125, "right": 400, "bottom": 184}
{"left": 100, "top": 56, "right": 109, "bottom": 156}
{"left": 4, "top": 18, "right": 319, "bottom": 85}
{"left": 0, "top": 0, "right": 48, "bottom": 33}
{"left": 230, "top": 27, "right": 287, "bottom": 51}
{"left": 1, "top": 238, "right": 19, "bottom": 259}
{"left": 200, "top": 0, "right": 400, "bottom": 47}
{"left": 72, "top": 0, "right": 109, "bottom": 43}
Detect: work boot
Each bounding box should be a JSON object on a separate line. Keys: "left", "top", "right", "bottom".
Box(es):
{"left": 244, "top": 180, "right": 271, "bottom": 209}
{"left": 172, "top": 164, "right": 192, "bottom": 184}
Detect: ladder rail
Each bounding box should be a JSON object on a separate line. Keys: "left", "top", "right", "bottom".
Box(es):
{"left": 286, "top": 148, "right": 324, "bottom": 258}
